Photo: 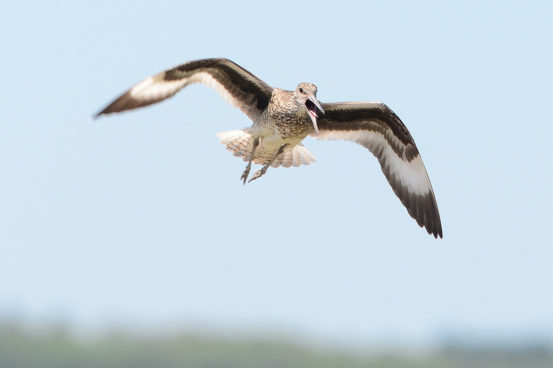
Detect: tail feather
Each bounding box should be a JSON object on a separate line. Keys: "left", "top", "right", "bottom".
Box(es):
{"left": 216, "top": 129, "right": 253, "bottom": 160}
{"left": 271, "top": 144, "right": 316, "bottom": 168}
{"left": 217, "top": 129, "right": 316, "bottom": 168}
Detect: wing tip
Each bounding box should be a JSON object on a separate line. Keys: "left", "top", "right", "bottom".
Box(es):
{"left": 92, "top": 107, "right": 108, "bottom": 120}
{"left": 428, "top": 223, "right": 443, "bottom": 239}
{"left": 422, "top": 203, "right": 443, "bottom": 239}
{"left": 93, "top": 90, "right": 149, "bottom": 119}
{"left": 92, "top": 97, "right": 123, "bottom": 119}
{"left": 92, "top": 106, "right": 117, "bottom": 120}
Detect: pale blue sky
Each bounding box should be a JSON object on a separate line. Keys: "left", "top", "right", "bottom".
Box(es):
{"left": 1, "top": 1, "right": 552, "bottom": 346}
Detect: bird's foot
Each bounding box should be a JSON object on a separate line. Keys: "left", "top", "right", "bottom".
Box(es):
{"left": 248, "top": 167, "right": 268, "bottom": 183}
{"left": 241, "top": 163, "right": 252, "bottom": 185}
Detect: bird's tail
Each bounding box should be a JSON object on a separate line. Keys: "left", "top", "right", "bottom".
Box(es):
{"left": 216, "top": 129, "right": 316, "bottom": 168}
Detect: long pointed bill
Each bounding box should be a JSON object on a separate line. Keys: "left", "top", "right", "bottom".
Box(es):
{"left": 306, "top": 96, "right": 324, "bottom": 135}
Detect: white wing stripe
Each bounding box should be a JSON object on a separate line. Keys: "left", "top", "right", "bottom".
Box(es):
{"left": 129, "top": 76, "right": 187, "bottom": 101}
{"left": 188, "top": 72, "right": 245, "bottom": 111}
{"left": 128, "top": 71, "right": 260, "bottom": 119}
{"left": 316, "top": 130, "right": 432, "bottom": 196}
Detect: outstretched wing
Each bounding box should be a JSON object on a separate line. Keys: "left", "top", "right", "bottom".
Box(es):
{"left": 314, "top": 102, "right": 442, "bottom": 238}
{"left": 95, "top": 58, "right": 274, "bottom": 121}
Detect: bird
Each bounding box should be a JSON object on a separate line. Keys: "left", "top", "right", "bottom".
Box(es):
{"left": 95, "top": 58, "right": 442, "bottom": 238}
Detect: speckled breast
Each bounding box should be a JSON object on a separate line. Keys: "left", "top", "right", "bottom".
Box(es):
{"left": 272, "top": 111, "right": 312, "bottom": 140}
{"left": 263, "top": 91, "right": 313, "bottom": 141}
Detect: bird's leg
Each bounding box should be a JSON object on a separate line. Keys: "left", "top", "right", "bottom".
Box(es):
{"left": 248, "top": 144, "right": 287, "bottom": 183}
{"left": 241, "top": 137, "right": 259, "bottom": 184}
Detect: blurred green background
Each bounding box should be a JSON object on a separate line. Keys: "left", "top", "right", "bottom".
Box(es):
{"left": 1, "top": 320, "right": 552, "bottom": 368}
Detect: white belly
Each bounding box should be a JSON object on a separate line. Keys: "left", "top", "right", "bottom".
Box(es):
{"left": 217, "top": 128, "right": 316, "bottom": 168}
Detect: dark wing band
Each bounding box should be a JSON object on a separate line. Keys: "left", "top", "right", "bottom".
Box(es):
{"left": 314, "top": 102, "right": 442, "bottom": 238}
{"left": 95, "top": 58, "right": 274, "bottom": 121}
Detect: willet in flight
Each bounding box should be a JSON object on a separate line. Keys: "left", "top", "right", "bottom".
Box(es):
{"left": 95, "top": 58, "right": 442, "bottom": 238}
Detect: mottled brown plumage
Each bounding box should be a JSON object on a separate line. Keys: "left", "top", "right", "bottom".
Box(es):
{"left": 95, "top": 58, "right": 442, "bottom": 238}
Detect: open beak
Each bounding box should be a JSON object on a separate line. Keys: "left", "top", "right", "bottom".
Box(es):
{"left": 305, "top": 96, "right": 325, "bottom": 134}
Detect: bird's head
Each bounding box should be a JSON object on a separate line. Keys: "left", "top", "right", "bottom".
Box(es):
{"left": 295, "top": 82, "right": 324, "bottom": 134}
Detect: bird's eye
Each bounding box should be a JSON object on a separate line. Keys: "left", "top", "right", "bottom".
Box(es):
{"left": 299, "top": 88, "right": 304, "bottom": 94}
